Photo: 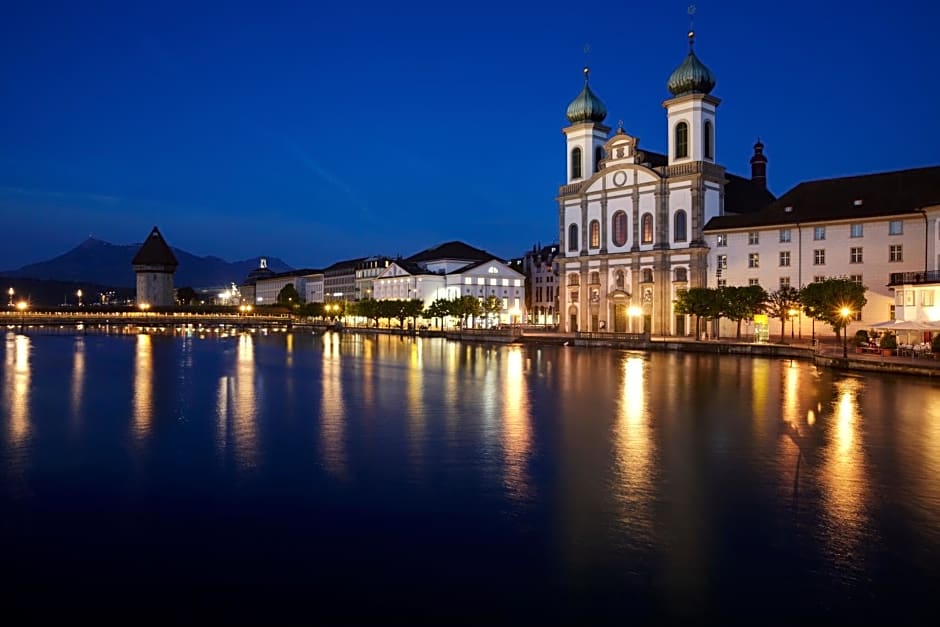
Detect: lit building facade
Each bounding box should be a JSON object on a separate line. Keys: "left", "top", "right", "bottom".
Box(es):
{"left": 556, "top": 33, "right": 772, "bottom": 335}
{"left": 132, "top": 226, "right": 178, "bottom": 307}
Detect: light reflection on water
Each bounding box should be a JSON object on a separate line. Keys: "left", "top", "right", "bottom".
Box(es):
{"left": 1, "top": 331, "right": 940, "bottom": 620}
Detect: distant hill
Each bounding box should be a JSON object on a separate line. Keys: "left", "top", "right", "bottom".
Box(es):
{"left": 1, "top": 237, "right": 293, "bottom": 289}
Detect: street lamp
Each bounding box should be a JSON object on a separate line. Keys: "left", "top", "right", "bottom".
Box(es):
{"left": 76, "top": 288, "right": 83, "bottom": 307}
{"left": 788, "top": 308, "right": 798, "bottom": 339}
{"left": 628, "top": 305, "right": 642, "bottom": 334}
{"left": 7, "top": 287, "right": 13, "bottom": 308}
{"left": 839, "top": 306, "right": 851, "bottom": 358}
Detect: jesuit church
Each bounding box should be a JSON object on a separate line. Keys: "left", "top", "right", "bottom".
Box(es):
{"left": 557, "top": 31, "right": 773, "bottom": 335}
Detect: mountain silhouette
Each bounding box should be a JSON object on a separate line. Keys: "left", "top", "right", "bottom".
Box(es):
{"left": 1, "top": 237, "right": 293, "bottom": 288}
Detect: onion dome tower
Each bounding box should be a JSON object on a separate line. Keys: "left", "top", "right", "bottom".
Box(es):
{"left": 132, "top": 226, "right": 179, "bottom": 307}
{"left": 750, "top": 138, "right": 768, "bottom": 189}
{"left": 562, "top": 66, "right": 611, "bottom": 184}
{"left": 663, "top": 30, "right": 720, "bottom": 165}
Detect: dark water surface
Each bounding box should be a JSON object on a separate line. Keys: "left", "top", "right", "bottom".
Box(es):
{"left": 2, "top": 329, "right": 939, "bottom": 623}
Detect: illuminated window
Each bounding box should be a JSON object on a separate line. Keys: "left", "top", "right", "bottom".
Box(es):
{"left": 641, "top": 214, "right": 653, "bottom": 244}
{"left": 589, "top": 220, "right": 600, "bottom": 248}
{"left": 716, "top": 233, "right": 728, "bottom": 247}
{"left": 611, "top": 211, "right": 628, "bottom": 247}
{"left": 567, "top": 273, "right": 580, "bottom": 287}
{"left": 748, "top": 253, "right": 759, "bottom": 268}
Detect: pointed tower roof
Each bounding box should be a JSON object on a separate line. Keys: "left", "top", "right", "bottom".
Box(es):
{"left": 132, "top": 226, "right": 178, "bottom": 267}
{"left": 667, "top": 31, "right": 716, "bottom": 97}
{"left": 566, "top": 66, "right": 608, "bottom": 124}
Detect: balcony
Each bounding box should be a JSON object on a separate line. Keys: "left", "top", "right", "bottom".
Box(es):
{"left": 888, "top": 270, "right": 940, "bottom": 286}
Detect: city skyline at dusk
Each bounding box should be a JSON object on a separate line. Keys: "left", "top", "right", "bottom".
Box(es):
{"left": 2, "top": 0, "right": 938, "bottom": 270}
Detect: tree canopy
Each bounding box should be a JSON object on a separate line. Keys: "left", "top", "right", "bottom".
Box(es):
{"left": 800, "top": 278, "right": 867, "bottom": 337}
{"left": 277, "top": 283, "right": 301, "bottom": 307}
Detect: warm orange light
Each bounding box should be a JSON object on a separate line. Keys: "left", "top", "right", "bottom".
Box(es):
{"left": 840, "top": 307, "right": 851, "bottom": 319}
{"left": 16, "top": 301, "right": 27, "bottom": 311}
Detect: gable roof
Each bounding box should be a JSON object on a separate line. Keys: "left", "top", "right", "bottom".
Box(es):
{"left": 405, "top": 240, "right": 498, "bottom": 264}
{"left": 704, "top": 165, "right": 940, "bottom": 231}
{"left": 725, "top": 173, "right": 776, "bottom": 215}
{"left": 131, "top": 227, "right": 178, "bottom": 267}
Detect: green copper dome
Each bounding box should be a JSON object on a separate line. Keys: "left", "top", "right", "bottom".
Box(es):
{"left": 566, "top": 67, "right": 607, "bottom": 124}
{"left": 667, "top": 33, "right": 716, "bottom": 97}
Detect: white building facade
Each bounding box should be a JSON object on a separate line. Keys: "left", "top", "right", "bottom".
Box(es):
{"left": 556, "top": 34, "right": 772, "bottom": 335}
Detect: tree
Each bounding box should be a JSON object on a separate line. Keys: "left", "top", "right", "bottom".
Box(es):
{"left": 452, "top": 295, "right": 482, "bottom": 328}
{"left": 403, "top": 299, "right": 424, "bottom": 330}
{"left": 425, "top": 298, "right": 453, "bottom": 330}
{"left": 675, "top": 287, "right": 721, "bottom": 340}
{"left": 277, "top": 283, "right": 301, "bottom": 307}
{"left": 357, "top": 298, "right": 381, "bottom": 327}
{"left": 482, "top": 295, "right": 502, "bottom": 327}
{"left": 800, "top": 278, "right": 868, "bottom": 343}
{"left": 766, "top": 286, "right": 801, "bottom": 340}
{"left": 721, "top": 285, "right": 768, "bottom": 339}
{"left": 176, "top": 286, "right": 197, "bottom": 306}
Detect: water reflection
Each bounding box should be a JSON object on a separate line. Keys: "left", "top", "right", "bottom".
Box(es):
{"left": 320, "top": 332, "right": 346, "bottom": 476}
{"left": 820, "top": 378, "right": 868, "bottom": 560}
{"left": 132, "top": 334, "right": 152, "bottom": 441}
{"left": 502, "top": 347, "right": 531, "bottom": 501}
{"left": 71, "top": 336, "right": 85, "bottom": 423}
{"left": 5, "top": 334, "right": 31, "bottom": 450}
{"left": 407, "top": 340, "right": 425, "bottom": 470}
{"left": 613, "top": 356, "right": 654, "bottom": 536}
{"left": 215, "top": 333, "right": 259, "bottom": 466}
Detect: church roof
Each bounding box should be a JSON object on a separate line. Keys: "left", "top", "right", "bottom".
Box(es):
{"left": 725, "top": 173, "right": 776, "bottom": 215}
{"left": 667, "top": 33, "right": 716, "bottom": 97}
{"left": 131, "top": 227, "right": 178, "bottom": 267}
{"left": 704, "top": 165, "right": 940, "bottom": 231}
{"left": 566, "top": 67, "right": 608, "bottom": 125}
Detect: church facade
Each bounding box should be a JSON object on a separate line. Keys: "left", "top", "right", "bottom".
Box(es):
{"left": 556, "top": 33, "right": 772, "bottom": 335}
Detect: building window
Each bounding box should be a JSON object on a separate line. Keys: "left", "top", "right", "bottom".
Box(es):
{"left": 674, "top": 210, "right": 687, "bottom": 242}
{"left": 674, "top": 267, "right": 688, "bottom": 282}
{"left": 889, "top": 305, "right": 896, "bottom": 320}
{"left": 589, "top": 220, "right": 600, "bottom": 248}
{"left": 814, "top": 226, "right": 826, "bottom": 241}
{"left": 850, "top": 274, "right": 863, "bottom": 285}
{"left": 716, "top": 233, "right": 728, "bottom": 247}
{"left": 748, "top": 253, "right": 759, "bottom": 268}
{"left": 571, "top": 147, "right": 582, "bottom": 179}
{"left": 780, "top": 277, "right": 791, "bottom": 289}
{"left": 642, "top": 268, "right": 653, "bottom": 283}
{"left": 924, "top": 291, "right": 935, "bottom": 307}
{"left": 850, "top": 247, "right": 863, "bottom": 264}
{"left": 568, "top": 224, "right": 578, "bottom": 251}
{"left": 703, "top": 120, "right": 713, "bottom": 160}
{"left": 850, "top": 223, "right": 863, "bottom": 238}
{"left": 615, "top": 270, "right": 625, "bottom": 290}
{"left": 570, "top": 291, "right": 579, "bottom": 303}
{"left": 589, "top": 271, "right": 599, "bottom": 284}
{"left": 717, "top": 254, "right": 727, "bottom": 271}
{"left": 889, "top": 244, "right": 903, "bottom": 262}
{"left": 748, "top": 278, "right": 760, "bottom": 286}
{"left": 905, "top": 290, "right": 915, "bottom": 306}
{"left": 779, "top": 229, "right": 791, "bottom": 243}
{"left": 594, "top": 147, "right": 603, "bottom": 173}
{"left": 779, "top": 251, "right": 790, "bottom": 267}
{"left": 889, "top": 220, "right": 903, "bottom": 235}
{"left": 611, "top": 211, "right": 628, "bottom": 247}
{"left": 641, "top": 213, "right": 653, "bottom": 244}
{"left": 814, "top": 249, "right": 826, "bottom": 265}
{"left": 567, "top": 273, "right": 579, "bottom": 286}
{"left": 717, "top": 278, "right": 727, "bottom": 288}
{"left": 748, "top": 231, "right": 759, "bottom": 245}
{"left": 814, "top": 275, "right": 826, "bottom": 283}
{"left": 675, "top": 122, "right": 689, "bottom": 159}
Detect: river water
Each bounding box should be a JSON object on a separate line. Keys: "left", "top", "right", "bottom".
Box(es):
{"left": 1, "top": 329, "right": 938, "bottom": 623}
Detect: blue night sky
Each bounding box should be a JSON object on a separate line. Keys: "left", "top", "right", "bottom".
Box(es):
{"left": 1, "top": 0, "right": 938, "bottom": 270}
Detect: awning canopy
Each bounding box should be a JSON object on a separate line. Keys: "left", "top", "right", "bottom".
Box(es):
{"left": 869, "top": 319, "right": 940, "bottom": 331}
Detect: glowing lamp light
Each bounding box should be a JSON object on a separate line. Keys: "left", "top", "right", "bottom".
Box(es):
{"left": 627, "top": 306, "right": 642, "bottom": 317}
{"left": 16, "top": 301, "right": 28, "bottom": 311}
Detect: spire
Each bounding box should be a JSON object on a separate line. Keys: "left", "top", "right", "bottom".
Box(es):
{"left": 666, "top": 5, "right": 716, "bottom": 97}
{"left": 750, "top": 138, "right": 768, "bottom": 189}
{"left": 565, "top": 65, "right": 608, "bottom": 124}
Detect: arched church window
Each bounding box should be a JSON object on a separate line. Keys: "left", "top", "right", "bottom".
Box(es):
{"left": 704, "top": 121, "right": 714, "bottom": 160}
{"left": 641, "top": 213, "right": 653, "bottom": 244}
{"left": 568, "top": 224, "right": 578, "bottom": 251}
{"left": 674, "top": 267, "right": 688, "bottom": 282}
{"left": 674, "top": 210, "right": 687, "bottom": 242}
{"left": 642, "top": 268, "right": 653, "bottom": 283}
{"left": 615, "top": 270, "right": 625, "bottom": 290}
{"left": 594, "top": 147, "right": 603, "bottom": 172}
{"left": 567, "top": 273, "right": 580, "bottom": 287}
{"left": 589, "top": 220, "right": 600, "bottom": 248}
{"left": 675, "top": 122, "right": 689, "bottom": 159}
{"left": 611, "top": 211, "right": 627, "bottom": 247}
{"left": 571, "top": 147, "right": 583, "bottom": 179}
